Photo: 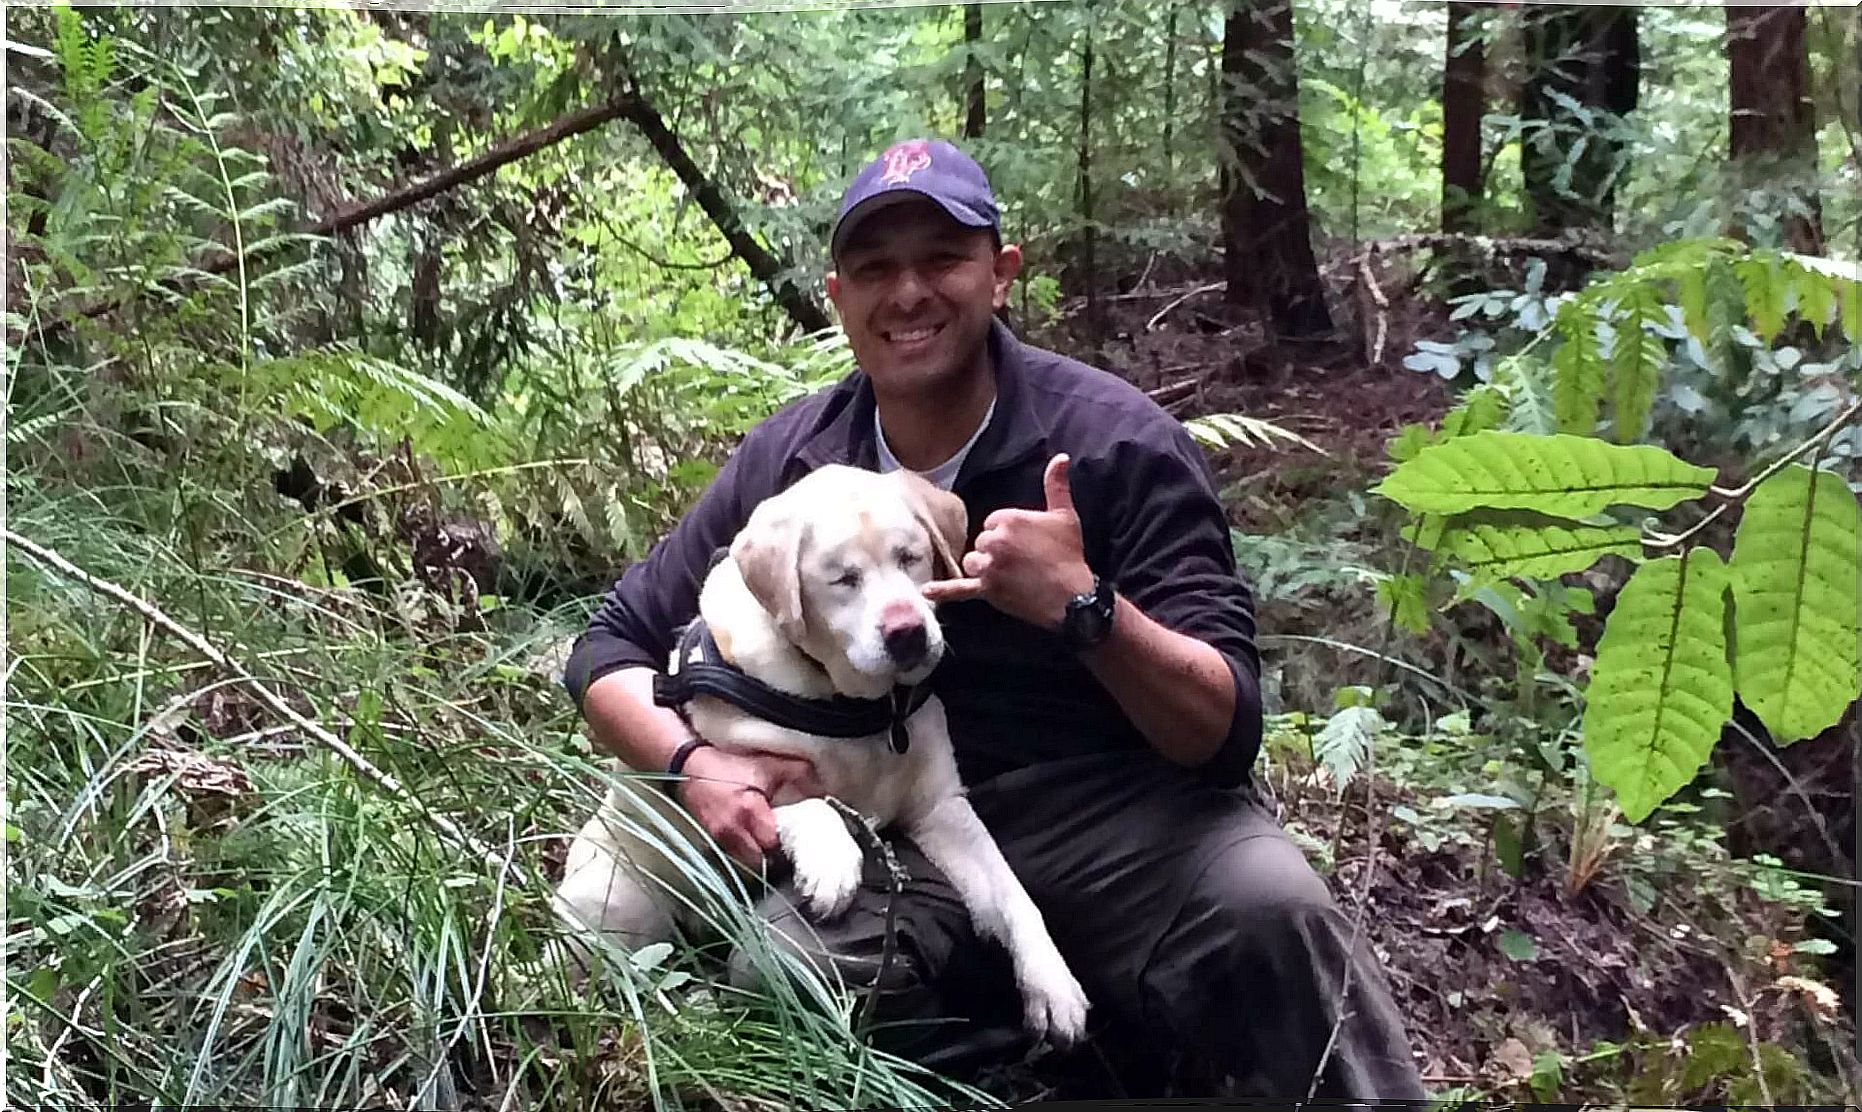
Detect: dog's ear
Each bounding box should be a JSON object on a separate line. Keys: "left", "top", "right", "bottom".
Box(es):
{"left": 732, "top": 497, "right": 808, "bottom": 641}
{"left": 895, "top": 471, "right": 969, "bottom": 580}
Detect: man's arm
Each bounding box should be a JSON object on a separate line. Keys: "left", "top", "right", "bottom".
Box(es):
{"left": 924, "top": 447, "right": 1261, "bottom": 782}
{"left": 562, "top": 428, "right": 823, "bottom": 867}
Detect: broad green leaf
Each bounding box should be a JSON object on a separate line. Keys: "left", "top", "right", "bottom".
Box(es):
{"left": 1842, "top": 278, "right": 1862, "bottom": 344}
{"left": 1583, "top": 549, "right": 1733, "bottom": 823}
{"left": 1373, "top": 431, "right": 1717, "bottom": 518}
{"left": 1729, "top": 465, "right": 1862, "bottom": 743}
{"left": 1437, "top": 518, "right": 1642, "bottom": 579}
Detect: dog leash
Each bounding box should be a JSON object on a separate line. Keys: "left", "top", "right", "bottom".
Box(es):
{"left": 652, "top": 618, "right": 933, "bottom": 755}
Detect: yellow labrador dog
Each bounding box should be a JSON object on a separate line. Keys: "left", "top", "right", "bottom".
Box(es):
{"left": 552, "top": 464, "right": 1090, "bottom": 1046}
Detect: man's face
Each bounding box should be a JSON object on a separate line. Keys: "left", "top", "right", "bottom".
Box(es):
{"left": 826, "top": 199, "right": 1022, "bottom": 394}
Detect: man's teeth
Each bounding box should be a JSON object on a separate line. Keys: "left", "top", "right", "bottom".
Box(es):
{"left": 888, "top": 325, "right": 941, "bottom": 342}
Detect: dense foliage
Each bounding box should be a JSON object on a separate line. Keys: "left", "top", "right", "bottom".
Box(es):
{"left": 6, "top": 2, "right": 1859, "bottom": 1107}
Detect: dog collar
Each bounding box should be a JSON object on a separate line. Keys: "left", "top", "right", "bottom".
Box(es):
{"left": 652, "top": 619, "right": 933, "bottom": 754}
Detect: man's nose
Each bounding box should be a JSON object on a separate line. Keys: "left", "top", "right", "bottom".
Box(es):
{"left": 888, "top": 268, "right": 931, "bottom": 311}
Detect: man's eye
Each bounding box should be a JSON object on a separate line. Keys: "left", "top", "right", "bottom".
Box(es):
{"left": 833, "top": 569, "right": 863, "bottom": 588}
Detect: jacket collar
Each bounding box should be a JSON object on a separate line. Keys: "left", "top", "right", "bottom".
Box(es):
{"left": 796, "top": 318, "right": 1049, "bottom": 488}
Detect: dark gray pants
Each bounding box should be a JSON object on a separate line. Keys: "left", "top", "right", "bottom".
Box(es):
{"left": 734, "top": 751, "right": 1426, "bottom": 1103}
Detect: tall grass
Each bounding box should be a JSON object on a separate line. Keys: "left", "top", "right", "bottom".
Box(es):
{"left": 4, "top": 471, "right": 997, "bottom": 1110}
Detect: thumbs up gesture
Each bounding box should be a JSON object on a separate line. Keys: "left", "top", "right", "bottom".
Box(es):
{"left": 922, "top": 453, "right": 1096, "bottom": 633}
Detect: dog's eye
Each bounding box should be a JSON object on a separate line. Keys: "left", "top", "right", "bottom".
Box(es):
{"left": 896, "top": 549, "right": 922, "bottom": 569}
{"left": 832, "top": 569, "right": 862, "bottom": 588}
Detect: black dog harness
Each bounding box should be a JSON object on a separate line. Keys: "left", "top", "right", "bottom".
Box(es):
{"left": 652, "top": 618, "right": 934, "bottom": 754}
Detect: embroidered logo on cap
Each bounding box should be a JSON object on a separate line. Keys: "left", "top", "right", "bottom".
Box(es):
{"left": 879, "top": 140, "right": 933, "bottom": 185}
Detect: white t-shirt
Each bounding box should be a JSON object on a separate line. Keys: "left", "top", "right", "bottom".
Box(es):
{"left": 874, "top": 398, "right": 996, "bottom": 491}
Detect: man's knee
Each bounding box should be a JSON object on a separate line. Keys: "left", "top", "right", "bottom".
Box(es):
{"left": 726, "top": 887, "right": 926, "bottom": 994}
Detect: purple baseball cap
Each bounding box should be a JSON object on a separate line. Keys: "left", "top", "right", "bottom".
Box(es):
{"left": 830, "top": 138, "right": 1001, "bottom": 259}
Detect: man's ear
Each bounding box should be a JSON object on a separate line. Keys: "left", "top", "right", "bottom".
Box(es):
{"left": 991, "top": 243, "right": 1023, "bottom": 310}
{"left": 895, "top": 471, "right": 969, "bottom": 580}
{"left": 731, "top": 498, "right": 808, "bottom": 641}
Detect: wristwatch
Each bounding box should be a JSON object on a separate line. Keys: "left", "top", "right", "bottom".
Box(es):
{"left": 1059, "top": 574, "right": 1117, "bottom": 652}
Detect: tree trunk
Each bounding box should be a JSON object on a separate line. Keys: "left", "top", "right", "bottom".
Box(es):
{"left": 963, "top": 3, "right": 986, "bottom": 140}
{"left": 1164, "top": 7, "right": 1178, "bottom": 185}
{"left": 618, "top": 97, "right": 833, "bottom": 335}
{"left": 1518, "top": 5, "right": 1640, "bottom": 237}
{"left": 1219, "top": 0, "right": 1333, "bottom": 339}
{"left": 1077, "top": 25, "right": 1102, "bottom": 342}
{"left": 1726, "top": 5, "right": 1824, "bottom": 254}
{"left": 1441, "top": 1, "right": 1486, "bottom": 234}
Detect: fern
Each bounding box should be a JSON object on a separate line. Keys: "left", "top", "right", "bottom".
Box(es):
{"left": 235, "top": 348, "right": 510, "bottom": 473}
{"left": 1183, "top": 412, "right": 1327, "bottom": 455}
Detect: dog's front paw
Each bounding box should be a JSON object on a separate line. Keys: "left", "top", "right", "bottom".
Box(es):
{"left": 1019, "top": 955, "right": 1091, "bottom": 1048}
{"left": 791, "top": 848, "right": 862, "bottom": 920}
{"left": 776, "top": 800, "right": 866, "bottom": 921}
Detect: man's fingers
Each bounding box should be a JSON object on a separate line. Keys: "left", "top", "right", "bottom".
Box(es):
{"left": 1043, "top": 453, "right": 1075, "bottom": 515}
{"left": 961, "top": 549, "right": 992, "bottom": 579}
{"left": 922, "top": 576, "right": 986, "bottom": 603}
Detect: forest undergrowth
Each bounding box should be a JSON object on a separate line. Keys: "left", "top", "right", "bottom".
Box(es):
{"left": 8, "top": 5, "right": 1862, "bottom": 1109}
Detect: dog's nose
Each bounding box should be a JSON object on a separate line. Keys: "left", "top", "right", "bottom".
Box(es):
{"left": 882, "top": 621, "right": 929, "bottom": 667}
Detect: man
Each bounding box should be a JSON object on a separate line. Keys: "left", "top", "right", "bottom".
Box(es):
{"left": 561, "top": 137, "right": 1426, "bottom": 1102}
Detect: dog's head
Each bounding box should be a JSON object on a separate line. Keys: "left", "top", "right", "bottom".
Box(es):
{"left": 731, "top": 465, "right": 967, "bottom": 696}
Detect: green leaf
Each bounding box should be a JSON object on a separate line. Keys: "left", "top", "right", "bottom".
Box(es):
{"left": 1582, "top": 549, "right": 1733, "bottom": 823}
{"left": 1678, "top": 259, "right": 1711, "bottom": 344}
{"left": 1841, "top": 278, "right": 1862, "bottom": 343}
{"left": 1372, "top": 431, "right": 1717, "bottom": 518}
{"left": 1553, "top": 307, "right": 1604, "bottom": 435}
{"left": 1441, "top": 386, "right": 1506, "bottom": 440}
{"left": 1736, "top": 255, "right": 1787, "bottom": 340}
{"left": 1792, "top": 262, "right": 1837, "bottom": 339}
{"left": 1436, "top": 517, "right": 1642, "bottom": 580}
{"left": 1729, "top": 465, "right": 1862, "bottom": 743}
{"left": 1377, "top": 573, "right": 1430, "bottom": 634}
{"left": 1498, "top": 928, "right": 1538, "bottom": 961}
{"left": 1793, "top": 937, "right": 1838, "bottom": 955}
{"left": 1609, "top": 290, "right": 1666, "bottom": 443}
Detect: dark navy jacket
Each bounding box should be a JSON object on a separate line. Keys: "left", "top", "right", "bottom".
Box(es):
{"left": 562, "top": 320, "right": 1264, "bottom": 789}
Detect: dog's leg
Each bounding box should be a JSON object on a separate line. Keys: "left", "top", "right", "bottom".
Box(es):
{"left": 774, "top": 798, "right": 865, "bottom": 921}
{"left": 551, "top": 806, "right": 679, "bottom": 976}
{"left": 903, "top": 795, "right": 1090, "bottom": 1047}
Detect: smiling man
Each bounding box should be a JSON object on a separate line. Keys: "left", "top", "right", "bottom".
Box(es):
{"left": 562, "top": 138, "right": 1426, "bottom": 1102}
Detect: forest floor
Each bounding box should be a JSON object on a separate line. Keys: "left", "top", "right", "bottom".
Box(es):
{"left": 1018, "top": 262, "right": 1861, "bottom": 1106}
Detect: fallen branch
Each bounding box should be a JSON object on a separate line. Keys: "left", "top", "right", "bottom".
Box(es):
{"left": 77, "top": 97, "right": 644, "bottom": 324}
{"left": 1145, "top": 376, "right": 1200, "bottom": 405}
{"left": 1356, "top": 256, "right": 1389, "bottom": 366}
{"left": 3, "top": 528, "right": 526, "bottom": 887}
{"left": 1145, "top": 281, "right": 1226, "bottom": 332}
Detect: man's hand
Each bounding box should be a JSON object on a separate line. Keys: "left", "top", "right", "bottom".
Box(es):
{"left": 673, "top": 745, "right": 825, "bottom": 871}
{"left": 922, "top": 453, "right": 1093, "bottom": 629}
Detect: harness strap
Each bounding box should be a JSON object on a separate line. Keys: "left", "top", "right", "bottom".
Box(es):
{"left": 653, "top": 619, "right": 930, "bottom": 754}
